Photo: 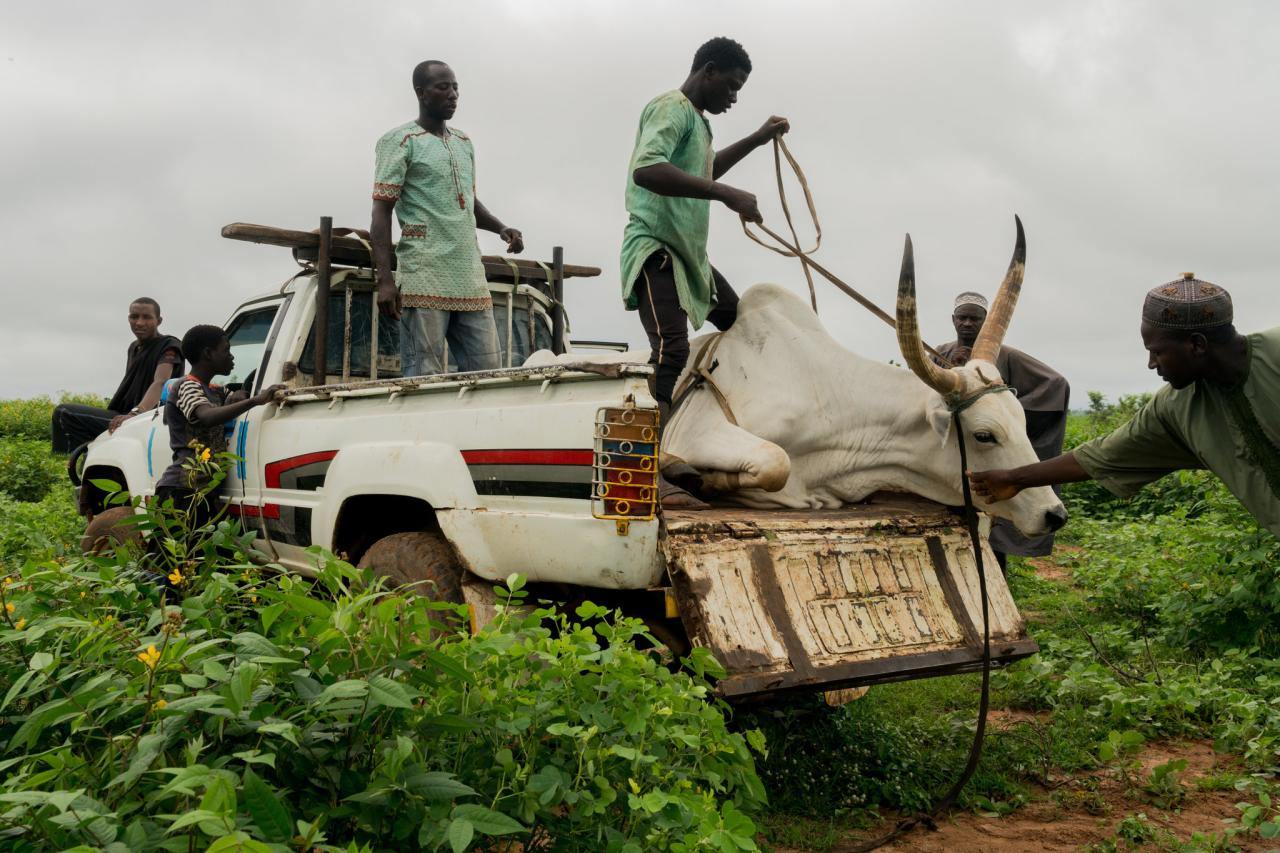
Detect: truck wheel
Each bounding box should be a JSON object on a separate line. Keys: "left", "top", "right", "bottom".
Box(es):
{"left": 357, "top": 531, "right": 464, "bottom": 603}
{"left": 81, "top": 507, "right": 143, "bottom": 554}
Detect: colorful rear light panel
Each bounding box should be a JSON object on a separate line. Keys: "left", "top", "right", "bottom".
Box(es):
{"left": 592, "top": 407, "right": 659, "bottom": 519}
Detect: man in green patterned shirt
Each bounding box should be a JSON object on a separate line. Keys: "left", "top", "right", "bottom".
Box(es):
{"left": 969, "top": 275, "right": 1280, "bottom": 536}
{"left": 621, "top": 37, "right": 789, "bottom": 508}
{"left": 371, "top": 60, "right": 524, "bottom": 377}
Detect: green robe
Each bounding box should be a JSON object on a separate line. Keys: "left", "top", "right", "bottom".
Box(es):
{"left": 373, "top": 122, "right": 490, "bottom": 311}
{"left": 619, "top": 91, "right": 716, "bottom": 329}
{"left": 1074, "top": 326, "right": 1280, "bottom": 535}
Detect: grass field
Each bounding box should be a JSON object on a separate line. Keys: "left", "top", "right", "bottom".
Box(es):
{"left": 1, "top": 394, "right": 1276, "bottom": 852}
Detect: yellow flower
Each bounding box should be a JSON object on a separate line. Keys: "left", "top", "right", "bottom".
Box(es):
{"left": 137, "top": 644, "right": 160, "bottom": 669}
{"left": 249, "top": 595, "right": 258, "bottom": 604}
{"left": 154, "top": 699, "right": 168, "bottom": 710}
{"left": 79, "top": 591, "right": 86, "bottom": 599}
{"left": 14, "top": 618, "right": 25, "bottom": 631}
{"left": 2, "top": 577, "right": 12, "bottom": 586}
{"left": 4, "top": 602, "right": 12, "bottom": 614}
{"left": 199, "top": 448, "right": 212, "bottom": 463}
{"left": 168, "top": 569, "right": 184, "bottom": 586}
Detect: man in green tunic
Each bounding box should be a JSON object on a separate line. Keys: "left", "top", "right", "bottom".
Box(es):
{"left": 620, "top": 36, "right": 789, "bottom": 508}
{"left": 371, "top": 60, "right": 524, "bottom": 377}
{"left": 969, "top": 275, "right": 1280, "bottom": 536}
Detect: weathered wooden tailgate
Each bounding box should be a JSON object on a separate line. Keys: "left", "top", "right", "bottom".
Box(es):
{"left": 663, "top": 496, "right": 1037, "bottom": 698}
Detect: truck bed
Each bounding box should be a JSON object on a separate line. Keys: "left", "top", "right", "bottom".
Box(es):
{"left": 663, "top": 493, "right": 964, "bottom": 533}
{"left": 661, "top": 495, "right": 1035, "bottom": 698}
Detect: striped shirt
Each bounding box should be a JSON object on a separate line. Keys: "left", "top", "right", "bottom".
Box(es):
{"left": 156, "top": 377, "right": 230, "bottom": 490}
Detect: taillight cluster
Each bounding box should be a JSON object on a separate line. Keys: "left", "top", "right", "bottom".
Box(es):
{"left": 592, "top": 406, "right": 659, "bottom": 519}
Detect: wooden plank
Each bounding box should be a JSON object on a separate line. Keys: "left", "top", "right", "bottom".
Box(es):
{"left": 221, "top": 222, "right": 602, "bottom": 281}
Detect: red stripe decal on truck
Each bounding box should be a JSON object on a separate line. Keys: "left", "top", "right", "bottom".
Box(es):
{"left": 228, "top": 450, "right": 341, "bottom": 522}
{"left": 461, "top": 449, "right": 593, "bottom": 466}
{"left": 265, "top": 450, "right": 340, "bottom": 487}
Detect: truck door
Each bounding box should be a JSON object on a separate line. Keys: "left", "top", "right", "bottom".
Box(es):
{"left": 260, "top": 286, "right": 398, "bottom": 568}
{"left": 210, "top": 299, "right": 286, "bottom": 543}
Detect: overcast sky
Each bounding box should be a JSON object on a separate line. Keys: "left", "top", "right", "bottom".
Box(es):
{"left": 3, "top": 1, "right": 1277, "bottom": 403}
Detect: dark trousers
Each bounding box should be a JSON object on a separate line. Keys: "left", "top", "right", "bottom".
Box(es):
{"left": 51, "top": 403, "right": 120, "bottom": 453}
{"left": 633, "top": 251, "right": 739, "bottom": 405}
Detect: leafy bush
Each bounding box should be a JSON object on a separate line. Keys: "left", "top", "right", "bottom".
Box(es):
{"left": 0, "top": 535, "right": 765, "bottom": 852}
{"left": 738, "top": 676, "right": 1098, "bottom": 820}
{"left": 0, "top": 394, "right": 109, "bottom": 443}
{"left": 0, "top": 439, "right": 62, "bottom": 502}
{"left": 0, "top": 398, "right": 56, "bottom": 442}
{"left": 1063, "top": 507, "right": 1280, "bottom": 654}
{"left": 739, "top": 696, "right": 943, "bottom": 816}
{"left": 0, "top": 490, "right": 80, "bottom": 563}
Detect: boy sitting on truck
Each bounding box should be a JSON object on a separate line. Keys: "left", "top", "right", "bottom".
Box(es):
{"left": 154, "top": 324, "right": 284, "bottom": 531}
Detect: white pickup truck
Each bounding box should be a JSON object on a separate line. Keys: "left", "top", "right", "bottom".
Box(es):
{"left": 77, "top": 223, "right": 1037, "bottom": 699}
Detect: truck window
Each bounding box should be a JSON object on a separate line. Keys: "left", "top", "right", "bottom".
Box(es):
{"left": 214, "top": 305, "right": 280, "bottom": 389}
{"left": 298, "top": 290, "right": 402, "bottom": 379}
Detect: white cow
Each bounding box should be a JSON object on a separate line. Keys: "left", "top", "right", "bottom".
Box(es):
{"left": 656, "top": 220, "right": 1067, "bottom": 538}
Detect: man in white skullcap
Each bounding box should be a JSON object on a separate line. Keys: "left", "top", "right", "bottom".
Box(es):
{"left": 932, "top": 291, "right": 1071, "bottom": 570}
{"left": 970, "top": 274, "right": 1280, "bottom": 536}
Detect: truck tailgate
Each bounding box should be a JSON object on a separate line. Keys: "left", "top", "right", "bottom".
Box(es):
{"left": 663, "top": 496, "right": 1037, "bottom": 698}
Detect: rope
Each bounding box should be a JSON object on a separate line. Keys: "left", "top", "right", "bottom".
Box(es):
{"left": 843, "top": 406, "right": 996, "bottom": 852}
{"left": 668, "top": 332, "right": 737, "bottom": 426}
{"left": 742, "top": 137, "right": 951, "bottom": 366}
{"left": 949, "top": 383, "right": 1017, "bottom": 414}
{"left": 741, "top": 136, "right": 822, "bottom": 312}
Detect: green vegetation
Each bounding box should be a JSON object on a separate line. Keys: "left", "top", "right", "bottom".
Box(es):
{"left": 749, "top": 393, "right": 1280, "bottom": 850}
{"left": 0, "top": 397, "right": 765, "bottom": 852}
{"left": 0, "top": 398, "right": 87, "bottom": 561}
{"left": 3, "top": 392, "right": 1278, "bottom": 852}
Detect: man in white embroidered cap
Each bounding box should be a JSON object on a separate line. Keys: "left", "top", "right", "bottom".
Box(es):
{"left": 933, "top": 291, "right": 1070, "bottom": 571}
{"left": 969, "top": 274, "right": 1280, "bottom": 536}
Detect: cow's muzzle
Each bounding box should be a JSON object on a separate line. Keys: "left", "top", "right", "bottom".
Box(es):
{"left": 1044, "top": 505, "right": 1068, "bottom": 532}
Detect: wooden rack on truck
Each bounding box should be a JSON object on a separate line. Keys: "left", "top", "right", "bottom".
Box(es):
{"left": 222, "top": 220, "right": 602, "bottom": 381}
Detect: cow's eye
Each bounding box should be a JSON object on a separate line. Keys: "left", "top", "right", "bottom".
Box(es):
{"left": 973, "top": 430, "right": 998, "bottom": 444}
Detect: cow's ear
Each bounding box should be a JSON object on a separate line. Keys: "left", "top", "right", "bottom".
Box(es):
{"left": 926, "top": 398, "right": 952, "bottom": 445}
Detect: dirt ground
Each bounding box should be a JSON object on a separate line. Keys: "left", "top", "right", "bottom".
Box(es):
{"left": 772, "top": 739, "right": 1269, "bottom": 853}
{"left": 1025, "top": 546, "right": 1080, "bottom": 584}
{"left": 770, "top": 553, "right": 1273, "bottom": 853}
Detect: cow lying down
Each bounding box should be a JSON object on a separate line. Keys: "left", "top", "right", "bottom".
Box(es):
{"left": 527, "top": 224, "right": 1067, "bottom": 539}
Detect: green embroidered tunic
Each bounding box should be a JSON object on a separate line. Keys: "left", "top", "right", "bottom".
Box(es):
{"left": 1074, "top": 326, "right": 1280, "bottom": 535}
{"left": 373, "top": 121, "right": 490, "bottom": 311}
{"left": 620, "top": 91, "right": 717, "bottom": 329}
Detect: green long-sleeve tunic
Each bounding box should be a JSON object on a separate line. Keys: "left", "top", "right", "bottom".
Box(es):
{"left": 1074, "top": 326, "right": 1280, "bottom": 535}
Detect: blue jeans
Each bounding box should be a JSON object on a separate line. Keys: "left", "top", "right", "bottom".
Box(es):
{"left": 400, "top": 307, "right": 502, "bottom": 377}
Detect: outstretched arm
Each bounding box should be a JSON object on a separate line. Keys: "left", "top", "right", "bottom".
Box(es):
{"left": 474, "top": 199, "right": 523, "bottom": 253}
{"left": 713, "top": 115, "right": 789, "bottom": 178}
{"left": 968, "top": 452, "right": 1090, "bottom": 503}
{"left": 189, "top": 385, "right": 286, "bottom": 429}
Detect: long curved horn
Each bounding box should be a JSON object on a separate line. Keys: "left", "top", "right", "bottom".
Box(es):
{"left": 970, "top": 215, "right": 1026, "bottom": 363}
{"left": 896, "top": 234, "right": 963, "bottom": 397}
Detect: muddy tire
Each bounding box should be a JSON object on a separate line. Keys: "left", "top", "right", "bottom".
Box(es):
{"left": 357, "top": 531, "right": 464, "bottom": 603}
{"left": 80, "top": 506, "right": 144, "bottom": 554}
